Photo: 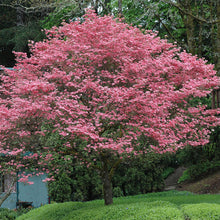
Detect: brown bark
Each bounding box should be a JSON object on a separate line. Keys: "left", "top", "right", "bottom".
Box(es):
{"left": 212, "top": 90, "right": 216, "bottom": 109}
{"left": 118, "top": 0, "right": 122, "bottom": 17}
{"left": 0, "top": 175, "right": 17, "bottom": 207}
{"left": 183, "top": 1, "right": 196, "bottom": 55}
{"left": 100, "top": 154, "right": 122, "bottom": 205}
{"left": 94, "top": 0, "right": 98, "bottom": 14}
{"left": 196, "top": 1, "right": 203, "bottom": 58}
{"left": 217, "top": 90, "right": 220, "bottom": 108}
{"left": 102, "top": 169, "right": 113, "bottom": 205}
{"left": 215, "top": 1, "right": 220, "bottom": 75}
{"left": 16, "top": 0, "right": 24, "bottom": 26}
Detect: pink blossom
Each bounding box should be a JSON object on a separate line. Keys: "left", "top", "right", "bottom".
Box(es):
{"left": 0, "top": 10, "right": 219, "bottom": 184}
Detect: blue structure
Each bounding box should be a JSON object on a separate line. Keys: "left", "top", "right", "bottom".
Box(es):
{"left": 0, "top": 67, "right": 14, "bottom": 71}
{"left": 0, "top": 174, "right": 49, "bottom": 209}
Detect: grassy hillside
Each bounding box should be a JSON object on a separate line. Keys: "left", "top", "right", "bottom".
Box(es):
{"left": 17, "top": 191, "right": 220, "bottom": 220}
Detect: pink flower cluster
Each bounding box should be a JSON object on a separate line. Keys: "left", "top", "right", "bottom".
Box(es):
{"left": 0, "top": 10, "right": 219, "bottom": 180}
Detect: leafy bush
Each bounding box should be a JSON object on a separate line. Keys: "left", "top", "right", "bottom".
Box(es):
{"left": 0, "top": 208, "right": 17, "bottom": 220}
{"left": 49, "top": 165, "right": 103, "bottom": 202}
{"left": 72, "top": 189, "right": 85, "bottom": 202}
{"left": 162, "top": 167, "right": 175, "bottom": 179}
{"left": 187, "top": 160, "right": 220, "bottom": 180}
{"left": 113, "top": 187, "right": 124, "bottom": 198}
{"left": 49, "top": 152, "right": 165, "bottom": 203}
{"left": 181, "top": 203, "right": 220, "bottom": 220}
{"left": 178, "top": 160, "right": 220, "bottom": 183}
{"left": 140, "top": 206, "right": 184, "bottom": 220}
{"left": 178, "top": 170, "right": 191, "bottom": 184}
{"left": 112, "top": 153, "right": 164, "bottom": 196}
{"left": 0, "top": 208, "right": 29, "bottom": 220}
{"left": 17, "top": 191, "right": 220, "bottom": 220}
{"left": 49, "top": 172, "right": 72, "bottom": 202}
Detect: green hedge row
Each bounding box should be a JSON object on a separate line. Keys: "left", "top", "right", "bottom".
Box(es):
{"left": 16, "top": 191, "right": 220, "bottom": 220}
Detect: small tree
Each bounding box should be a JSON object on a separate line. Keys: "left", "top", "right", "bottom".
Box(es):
{"left": 0, "top": 10, "right": 219, "bottom": 205}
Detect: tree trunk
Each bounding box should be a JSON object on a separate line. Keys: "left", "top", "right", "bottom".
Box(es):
{"left": 118, "top": 0, "right": 122, "bottom": 17}
{"left": 183, "top": 1, "right": 196, "bottom": 55}
{"left": 196, "top": 1, "right": 203, "bottom": 58}
{"left": 16, "top": 1, "right": 24, "bottom": 27}
{"left": 102, "top": 168, "right": 113, "bottom": 205}
{"left": 103, "top": 0, "right": 111, "bottom": 14}
{"left": 93, "top": 0, "right": 98, "bottom": 14}
{"left": 215, "top": 0, "right": 220, "bottom": 75}
{"left": 0, "top": 176, "right": 16, "bottom": 207}
{"left": 99, "top": 153, "right": 122, "bottom": 205}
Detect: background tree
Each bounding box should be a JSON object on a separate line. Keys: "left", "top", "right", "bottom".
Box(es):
{"left": 0, "top": 0, "right": 56, "bottom": 66}
{"left": 113, "top": 0, "right": 220, "bottom": 74}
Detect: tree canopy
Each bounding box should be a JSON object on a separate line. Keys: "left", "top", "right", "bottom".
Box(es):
{"left": 0, "top": 10, "right": 219, "bottom": 205}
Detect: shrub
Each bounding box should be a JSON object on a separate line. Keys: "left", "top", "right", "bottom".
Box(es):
{"left": 49, "top": 172, "right": 72, "bottom": 203}
{"left": 188, "top": 161, "right": 220, "bottom": 180}
{"left": 178, "top": 170, "right": 191, "bottom": 184}
{"left": 162, "top": 167, "right": 175, "bottom": 179}
{"left": 112, "top": 153, "right": 164, "bottom": 196}
{"left": 178, "top": 160, "right": 220, "bottom": 183}
{"left": 17, "top": 191, "right": 220, "bottom": 220}
{"left": 0, "top": 208, "right": 29, "bottom": 220}
{"left": 0, "top": 208, "right": 17, "bottom": 220}
{"left": 113, "top": 187, "right": 124, "bottom": 198}
{"left": 140, "top": 206, "right": 184, "bottom": 220}
{"left": 72, "top": 189, "right": 85, "bottom": 202}
{"left": 49, "top": 152, "right": 165, "bottom": 202}
{"left": 181, "top": 203, "right": 220, "bottom": 220}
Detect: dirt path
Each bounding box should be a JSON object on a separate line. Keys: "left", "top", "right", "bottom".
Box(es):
{"left": 164, "top": 167, "right": 186, "bottom": 191}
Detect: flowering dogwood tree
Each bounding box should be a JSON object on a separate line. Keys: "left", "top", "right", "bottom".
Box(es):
{"left": 0, "top": 10, "right": 219, "bottom": 205}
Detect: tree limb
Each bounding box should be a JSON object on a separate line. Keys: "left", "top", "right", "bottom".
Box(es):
{"left": 162, "top": 0, "right": 220, "bottom": 24}
{"left": 0, "top": 175, "right": 17, "bottom": 207}
{"left": 0, "top": 3, "right": 56, "bottom": 14}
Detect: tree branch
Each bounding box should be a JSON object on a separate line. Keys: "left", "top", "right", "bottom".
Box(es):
{"left": 0, "top": 3, "right": 56, "bottom": 14}
{"left": 0, "top": 175, "right": 17, "bottom": 207}
{"left": 162, "top": 0, "right": 220, "bottom": 24}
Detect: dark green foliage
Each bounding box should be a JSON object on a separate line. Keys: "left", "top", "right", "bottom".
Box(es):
{"left": 112, "top": 153, "right": 164, "bottom": 196}
{"left": 70, "top": 165, "right": 103, "bottom": 202}
{"left": 113, "top": 186, "right": 124, "bottom": 197}
{"left": 178, "top": 170, "right": 191, "bottom": 184}
{"left": 41, "top": 5, "right": 84, "bottom": 30}
{"left": 48, "top": 152, "right": 165, "bottom": 203}
{"left": 48, "top": 162, "right": 103, "bottom": 202}
{"left": 179, "top": 160, "right": 220, "bottom": 183}
{"left": 162, "top": 167, "right": 175, "bottom": 179}
{"left": 188, "top": 160, "right": 220, "bottom": 180}
{"left": 11, "top": 22, "right": 46, "bottom": 52}
{"left": 188, "top": 95, "right": 212, "bottom": 109}
{"left": 0, "top": 22, "right": 45, "bottom": 51}
{"left": 0, "top": 208, "right": 17, "bottom": 220}
{"left": 49, "top": 172, "right": 72, "bottom": 203}
{"left": 0, "top": 2, "right": 47, "bottom": 66}
{"left": 0, "top": 1, "right": 16, "bottom": 31}
{"left": 0, "top": 207, "right": 29, "bottom": 220}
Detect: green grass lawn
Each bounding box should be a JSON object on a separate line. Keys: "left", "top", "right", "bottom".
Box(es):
{"left": 17, "top": 191, "right": 220, "bottom": 220}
